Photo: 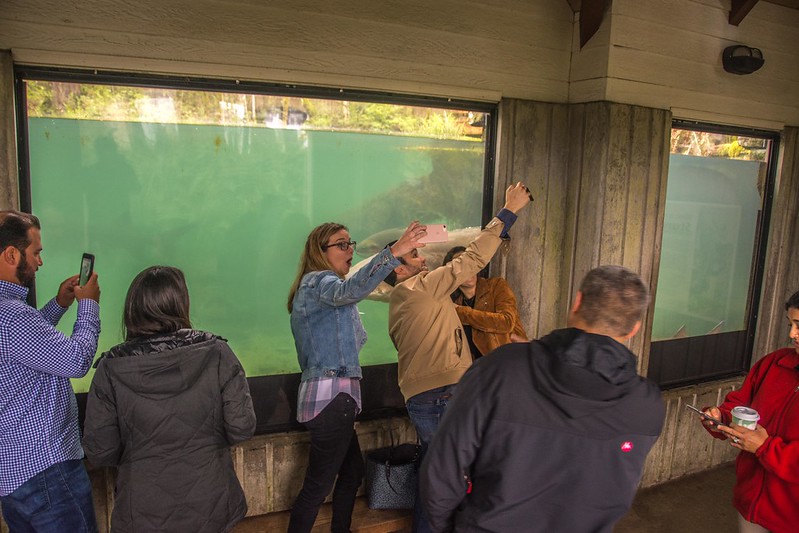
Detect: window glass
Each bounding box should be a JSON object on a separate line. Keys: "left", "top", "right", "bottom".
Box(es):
{"left": 24, "top": 81, "right": 488, "bottom": 392}
{"left": 652, "top": 130, "right": 769, "bottom": 341}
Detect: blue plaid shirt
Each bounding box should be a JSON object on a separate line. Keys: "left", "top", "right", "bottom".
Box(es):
{"left": 0, "top": 280, "right": 100, "bottom": 496}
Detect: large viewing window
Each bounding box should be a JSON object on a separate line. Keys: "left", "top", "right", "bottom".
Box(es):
{"left": 648, "top": 122, "right": 778, "bottom": 388}
{"left": 15, "top": 68, "right": 494, "bottom": 429}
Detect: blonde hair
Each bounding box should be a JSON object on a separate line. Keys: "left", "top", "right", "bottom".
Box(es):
{"left": 287, "top": 222, "right": 347, "bottom": 313}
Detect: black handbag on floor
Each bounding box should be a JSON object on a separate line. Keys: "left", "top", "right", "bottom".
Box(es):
{"left": 365, "top": 441, "right": 421, "bottom": 510}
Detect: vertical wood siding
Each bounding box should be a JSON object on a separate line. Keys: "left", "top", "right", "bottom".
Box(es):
{"left": 642, "top": 378, "right": 742, "bottom": 486}
{"left": 753, "top": 127, "right": 799, "bottom": 360}
{"left": 0, "top": 51, "right": 19, "bottom": 210}
{"left": 493, "top": 99, "right": 574, "bottom": 339}
{"left": 494, "top": 100, "right": 671, "bottom": 374}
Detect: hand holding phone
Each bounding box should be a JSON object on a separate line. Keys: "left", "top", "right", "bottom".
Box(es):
{"left": 685, "top": 404, "right": 726, "bottom": 427}
{"left": 79, "top": 253, "right": 95, "bottom": 287}
{"left": 418, "top": 224, "right": 448, "bottom": 244}
{"left": 525, "top": 186, "right": 534, "bottom": 203}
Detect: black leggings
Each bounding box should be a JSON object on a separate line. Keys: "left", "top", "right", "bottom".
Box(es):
{"left": 287, "top": 393, "right": 364, "bottom": 533}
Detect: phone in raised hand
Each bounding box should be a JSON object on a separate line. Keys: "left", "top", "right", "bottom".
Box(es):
{"left": 79, "top": 253, "right": 95, "bottom": 286}
{"left": 418, "top": 224, "right": 448, "bottom": 244}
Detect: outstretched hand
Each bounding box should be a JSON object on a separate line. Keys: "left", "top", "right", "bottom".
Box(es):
{"left": 390, "top": 221, "right": 427, "bottom": 258}
{"left": 503, "top": 182, "right": 533, "bottom": 214}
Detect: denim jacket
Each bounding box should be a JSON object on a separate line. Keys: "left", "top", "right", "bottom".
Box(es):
{"left": 290, "top": 246, "right": 400, "bottom": 381}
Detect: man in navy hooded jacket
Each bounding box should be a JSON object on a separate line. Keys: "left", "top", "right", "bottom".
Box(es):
{"left": 419, "top": 265, "right": 665, "bottom": 532}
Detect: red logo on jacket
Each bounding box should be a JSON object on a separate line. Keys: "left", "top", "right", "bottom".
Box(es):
{"left": 621, "top": 441, "right": 634, "bottom": 452}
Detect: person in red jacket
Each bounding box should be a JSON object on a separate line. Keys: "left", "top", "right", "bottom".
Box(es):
{"left": 699, "top": 289, "right": 799, "bottom": 533}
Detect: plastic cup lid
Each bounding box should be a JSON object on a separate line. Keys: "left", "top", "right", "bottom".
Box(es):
{"left": 731, "top": 406, "right": 759, "bottom": 420}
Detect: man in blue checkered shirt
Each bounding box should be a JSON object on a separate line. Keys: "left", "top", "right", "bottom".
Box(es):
{"left": 0, "top": 210, "right": 101, "bottom": 532}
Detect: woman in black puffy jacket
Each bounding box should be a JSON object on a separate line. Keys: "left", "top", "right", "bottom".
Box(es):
{"left": 83, "top": 266, "right": 256, "bottom": 532}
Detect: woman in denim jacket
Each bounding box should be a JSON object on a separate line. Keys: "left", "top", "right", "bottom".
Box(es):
{"left": 286, "top": 220, "right": 425, "bottom": 533}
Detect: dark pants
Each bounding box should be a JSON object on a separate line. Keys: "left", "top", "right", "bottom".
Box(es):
{"left": 0, "top": 459, "right": 97, "bottom": 533}
{"left": 405, "top": 384, "right": 456, "bottom": 533}
{"left": 288, "top": 393, "right": 364, "bottom": 533}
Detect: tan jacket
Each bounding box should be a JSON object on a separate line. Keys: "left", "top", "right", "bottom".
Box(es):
{"left": 453, "top": 276, "right": 527, "bottom": 357}
{"left": 388, "top": 217, "right": 506, "bottom": 401}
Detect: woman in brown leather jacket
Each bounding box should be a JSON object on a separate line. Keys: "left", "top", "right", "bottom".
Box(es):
{"left": 443, "top": 246, "right": 527, "bottom": 358}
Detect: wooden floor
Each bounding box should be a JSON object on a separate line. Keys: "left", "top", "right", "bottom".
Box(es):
{"left": 615, "top": 463, "right": 738, "bottom": 532}
{"left": 232, "top": 497, "right": 411, "bottom": 533}
{"left": 234, "top": 462, "right": 737, "bottom": 532}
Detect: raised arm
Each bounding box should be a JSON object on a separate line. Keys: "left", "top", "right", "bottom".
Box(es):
{"left": 318, "top": 221, "right": 425, "bottom": 306}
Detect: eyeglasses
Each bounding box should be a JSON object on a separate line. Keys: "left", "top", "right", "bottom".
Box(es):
{"left": 322, "top": 240, "right": 356, "bottom": 252}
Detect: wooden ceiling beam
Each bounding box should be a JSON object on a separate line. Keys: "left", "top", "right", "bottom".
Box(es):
{"left": 579, "top": 0, "right": 610, "bottom": 48}
{"left": 730, "top": 0, "right": 760, "bottom": 25}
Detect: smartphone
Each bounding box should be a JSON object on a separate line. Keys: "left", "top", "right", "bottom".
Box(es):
{"left": 525, "top": 186, "right": 534, "bottom": 203}
{"left": 79, "top": 253, "right": 95, "bottom": 286}
{"left": 685, "top": 404, "right": 726, "bottom": 427}
{"left": 418, "top": 224, "right": 448, "bottom": 244}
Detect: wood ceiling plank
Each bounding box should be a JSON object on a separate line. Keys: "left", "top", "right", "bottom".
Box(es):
{"left": 730, "top": 0, "right": 760, "bottom": 25}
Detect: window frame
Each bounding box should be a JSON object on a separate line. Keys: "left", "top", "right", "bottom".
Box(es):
{"left": 13, "top": 65, "right": 499, "bottom": 433}
{"left": 648, "top": 119, "right": 780, "bottom": 389}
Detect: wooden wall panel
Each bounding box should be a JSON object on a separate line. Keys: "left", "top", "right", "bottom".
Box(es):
{"left": 3, "top": 0, "right": 797, "bottom": 125}
{"left": 0, "top": 417, "right": 418, "bottom": 529}
{"left": 567, "top": 103, "right": 671, "bottom": 370}
{"left": 641, "top": 378, "right": 742, "bottom": 486}
{"left": 493, "top": 99, "right": 574, "bottom": 339}
{"left": 596, "top": 0, "right": 799, "bottom": 127}
{"left": 753, "top": 127, "right": 799, "bottom": 361}
{"left": 0, "top": 51, "right": 19, "bottom": 210}
{"left": 568, "top": 8, "right": 611, "bottom": 94}
{"left": 495, "top": 100, "right": 671, "bottom": 368}
{"left": 0, "top": 0, "right": 574, "bottom": 102}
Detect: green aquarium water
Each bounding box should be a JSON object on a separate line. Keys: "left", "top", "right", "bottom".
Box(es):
{"left": 652, "top": 154, "right": 762, "bottom": 340}
{"left": 28, "top": 118, "right": 484, "bottom": 392}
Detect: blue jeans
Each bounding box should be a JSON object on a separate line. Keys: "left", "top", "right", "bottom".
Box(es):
{"left": 0, "top": 459, "right": 97, "bottom": 533}
{"left": 288, "top": 393, "right": 364, "bottom": 533}
{"left": 406, "top": 384, "right": 456, "bottom": 533}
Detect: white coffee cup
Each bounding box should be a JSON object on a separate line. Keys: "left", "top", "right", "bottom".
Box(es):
{"left": 731, "top": 406, "right": 760, "bottom": 429}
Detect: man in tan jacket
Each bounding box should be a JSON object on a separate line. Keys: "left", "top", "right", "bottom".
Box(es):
{"left": 384, "top": 182, "right": 531, "bottom": 533}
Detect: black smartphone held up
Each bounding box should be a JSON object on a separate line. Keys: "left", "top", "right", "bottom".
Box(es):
{"left": 685, "top": 404, "right": 726, "bottom": 427}
{"left": 79, "top": 253, "right": 95, "bottom": 286}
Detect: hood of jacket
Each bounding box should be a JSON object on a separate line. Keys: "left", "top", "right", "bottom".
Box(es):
{"left": 95, "top": 329, "right": 224, "bottom": 400}
{"left": 533, "top": 327, "right": 641, "bottom": 419}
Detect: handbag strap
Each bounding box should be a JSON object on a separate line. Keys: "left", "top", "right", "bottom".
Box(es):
{"left": 381, "top": 434, "right": 421, "bottom": 495}
{"left": 383, "top": 462, "right": 402, "bottom": 495}
{"left": 383, "top": 428, "right": 399, "bottom": 494}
